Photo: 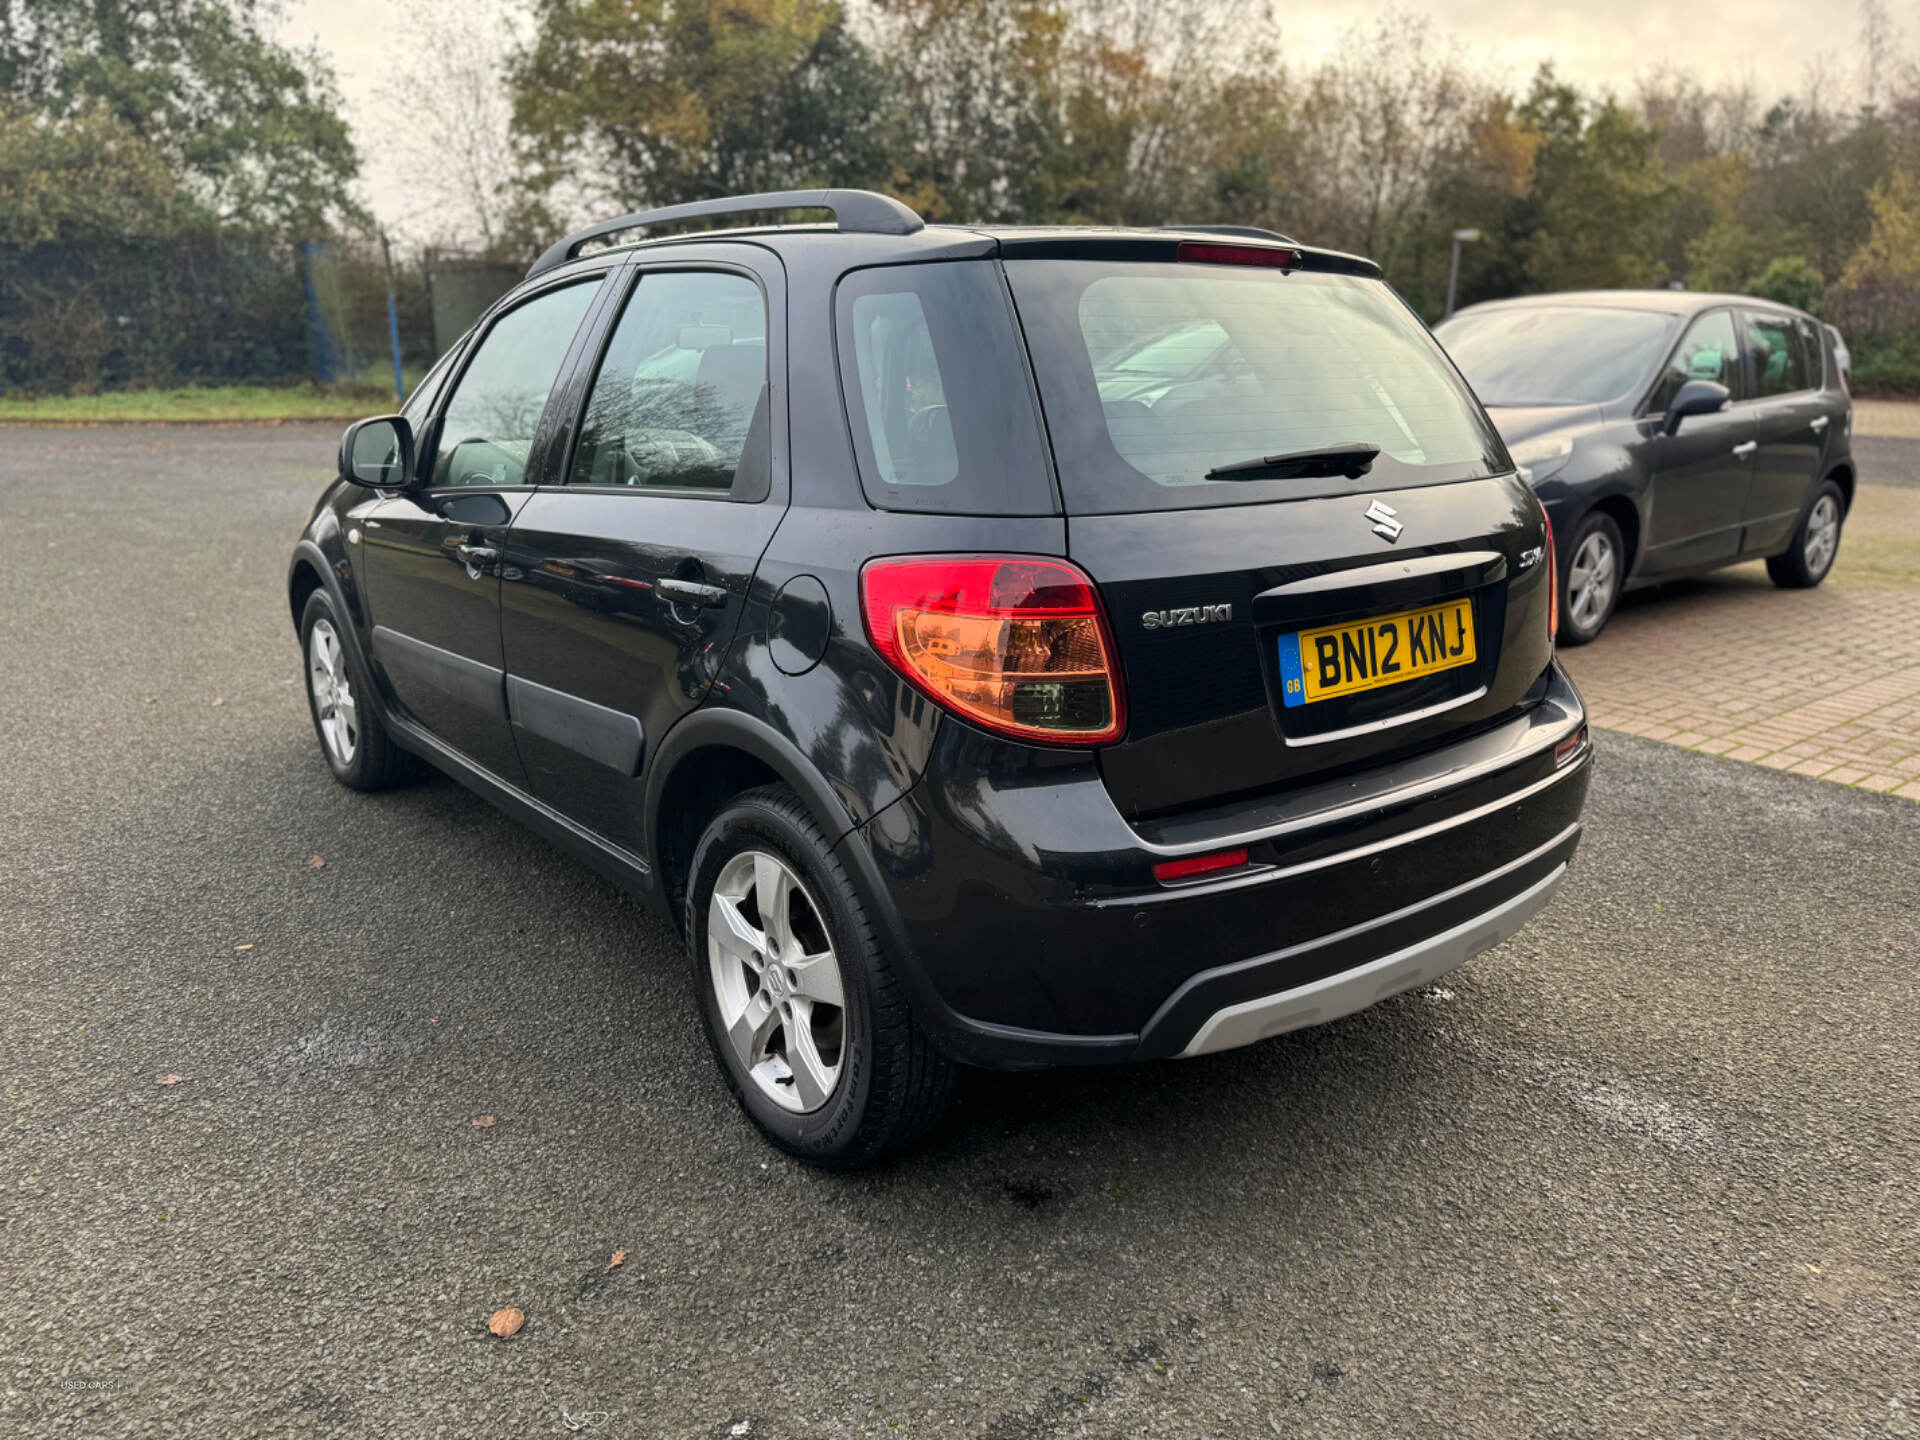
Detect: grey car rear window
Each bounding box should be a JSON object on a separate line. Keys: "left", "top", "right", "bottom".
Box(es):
{"left": 1005, "top": 260, "right": 1507, "bottom": 514}
{"left": 835, "top": 261, "right": 1055, "bottom": 516}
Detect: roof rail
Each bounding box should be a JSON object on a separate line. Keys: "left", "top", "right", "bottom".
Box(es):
{"left": 1165, "top": 224, "right": 1299, "bottom": 245}
{"left": 525, "top": 189, "right": 925, "bottom": 280}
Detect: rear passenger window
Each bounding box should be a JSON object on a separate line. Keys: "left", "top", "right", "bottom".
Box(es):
{"left": 1795, "top": 315, "right": 1826, "bottom": 389}
{"left": 1742, "top": 312, "right": 1808, "bottom": 397}
{"left": 569, "top": 271, "right": 768, "bottom": 494}
{"left": 1649, "top": 310, "right": 1741, "bottom": 413}
{"left": 836, "top": 262, "right": 1055, "bottom": 515}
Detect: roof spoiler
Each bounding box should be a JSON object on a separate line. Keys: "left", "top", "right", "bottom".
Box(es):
{"left": 1163, "top": 224, "right": 1299, "bottom": 245}
{"left": 525, "top": 189, "right": 925, "bottom": 281}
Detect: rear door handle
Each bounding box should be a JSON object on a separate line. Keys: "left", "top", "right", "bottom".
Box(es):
{"left": 1810, "top": 416, "right": 1830, "bottom": 433}
{"left": 1731, "top": 441, "right": 1758, "bottom": 458}
{"left": 656, "top": 577, "right": 729, "bottom": 608}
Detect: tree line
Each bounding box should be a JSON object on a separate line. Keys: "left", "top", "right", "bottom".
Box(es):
{"left": 4, "top": 0, "right": 1919, "bottom": 393}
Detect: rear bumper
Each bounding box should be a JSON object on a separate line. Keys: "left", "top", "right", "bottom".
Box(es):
{"left": 841, "top": 661, "right": 1589, "bottom": 1069}
{"left": 1170, "top": 845, "right": 1568, "bottom": 1057}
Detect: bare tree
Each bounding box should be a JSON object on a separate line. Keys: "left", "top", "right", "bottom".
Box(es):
{"left": 374, "top": 0, "right": 525, "bottom": 253}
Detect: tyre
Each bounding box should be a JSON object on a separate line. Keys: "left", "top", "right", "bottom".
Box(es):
{"left": 299, "top": 589, "right": 422, "bottom": 791}
{"left": 1558, "top": 510, "right": 1625, "bottom": 647}
{"left": 686, "top": 784, "right": 955, "bottom": 1168}
{"left": 1767, "top": 480, "right": 1845, "bottom": 589}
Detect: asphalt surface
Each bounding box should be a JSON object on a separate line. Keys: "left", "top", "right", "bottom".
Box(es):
{"left": 4, "top": 424, "right": 1918, "bottom": 1439}
{"left": 1853, "top": 433, "right": 1918, "bottom": 488}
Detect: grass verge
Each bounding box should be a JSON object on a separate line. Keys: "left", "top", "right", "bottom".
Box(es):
{"left": 0, "top": 383, "right": 402, "bottom": 425}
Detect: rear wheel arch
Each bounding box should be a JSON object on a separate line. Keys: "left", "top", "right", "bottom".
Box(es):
{"left": 646, "top": 712, "right": 861, "bottom": 934}
{"left": 1826, "top": 462, "right": 1854, "bottom": 514}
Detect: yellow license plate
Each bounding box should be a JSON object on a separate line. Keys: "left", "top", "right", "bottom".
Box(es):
{"left": 1279, "top": 598, "right": 1476, "bottom": 707}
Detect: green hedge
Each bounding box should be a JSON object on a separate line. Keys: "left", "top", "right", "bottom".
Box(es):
{"left": 1849, "top": 330, "right": 1920, "bottom": 397}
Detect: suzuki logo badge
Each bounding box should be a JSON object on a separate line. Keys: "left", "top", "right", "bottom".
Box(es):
{"left": 1364, "top": 499, "right": 1403, "bottom": 543}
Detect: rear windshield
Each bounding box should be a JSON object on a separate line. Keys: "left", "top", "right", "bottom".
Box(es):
{"left": 1005, "top": 260, "right": 1507, "bottom": 514}
{"left": 835, "top": 261, "right": 1055, "bottom": 515}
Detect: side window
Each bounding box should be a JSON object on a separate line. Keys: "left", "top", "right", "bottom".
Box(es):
{"left": 848, "top": 289, "right": 958, "bottom": 488}
{"left": 399, "top": 339, "right": 464, "bottom": 430}
{"left": 568, "top": 270, "right": 767, "bottom": 493}
{"left": 1795, "top": 315, "right": 1827, "bottom": 390}
{"left": 1742, "top": 311, "right": 1808, "bottom": 398}
{"left": 833, "top": 261, "right": 1054, "bottom": 516}
{"left": 432, "top": 280, "right": 600, "bottom": 488}
{"left": 1650, "top": 310, "right": 1740, "bottom": 413}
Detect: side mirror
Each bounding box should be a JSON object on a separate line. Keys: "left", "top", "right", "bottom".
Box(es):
{"left": 339, "top": 415, "right": 416, "bottom": 488}
{"left": 1663, "top": 380, "right": 1730, "bottom": 436}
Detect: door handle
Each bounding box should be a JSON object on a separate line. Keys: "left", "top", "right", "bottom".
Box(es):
{"left": 656, "top": 576, "right": 729, "bottom": 609}
{"left": 456, "top": 540, "right": 499, "bottom": 567}
{"left": 1810, "top": 416, "right": 1830, "bottom": 433}
{"left": 1731, "top": 441, "right": 1758, "bottom": 458}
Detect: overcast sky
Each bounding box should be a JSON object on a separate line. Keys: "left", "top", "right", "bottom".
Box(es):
{"left": 280, "top": 0, "right": 1887, "bottom": 232}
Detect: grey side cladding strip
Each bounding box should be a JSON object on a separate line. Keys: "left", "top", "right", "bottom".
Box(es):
{"left": 372, "top": 626, "right": 506, "bottom": 719}
{"left": 505, "top": 674, "right": 645, "bottom": 776}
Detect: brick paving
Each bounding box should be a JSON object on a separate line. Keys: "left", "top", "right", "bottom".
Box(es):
{"left": 1562, "top": 480, "right": 1920, "bottom": 801}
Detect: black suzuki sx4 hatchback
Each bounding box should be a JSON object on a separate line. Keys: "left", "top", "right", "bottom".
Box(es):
{"left": 289, "top": 190, "right": 1592, "bottom": 1166}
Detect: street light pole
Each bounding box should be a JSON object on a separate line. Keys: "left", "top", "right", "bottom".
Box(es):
{"left": 1445, "top": 228, "right": 1481, "bottom": 319}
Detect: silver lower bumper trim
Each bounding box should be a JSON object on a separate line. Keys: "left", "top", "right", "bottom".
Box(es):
{"left": 1176, "top": 862, "right": 1568, "bottom": 1058}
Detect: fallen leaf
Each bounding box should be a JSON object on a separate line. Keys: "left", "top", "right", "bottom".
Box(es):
{"left": 472, "top": 1115, "right": 495, "bottom": 1128}
{"left": 607, "top": 1250, "right": 627, "bottom": 1270}
{"left": 234, "top": 943, "right": 254, "bottom": 952}
{"left": 307, "top": 855, "right": 325, "bottom": 869}
{"left": 487, "top": 1307, "right": 525, "bottom": 1338}
{"left": 157, "top": 1074, "right": 184, "bottom": 1086}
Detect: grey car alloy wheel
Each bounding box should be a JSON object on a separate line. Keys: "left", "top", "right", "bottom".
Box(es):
{"left": 307, "top": 617, "right": 359, "bottom": 766}
{"left": 706, "top": 849, "right": 847, "bottom": 1114}
{"left": 1803, "top": 493, "right": 1840, "bottom": 578}
{"left": 1567, "top": 528, "right": 1618, "bottom": 633}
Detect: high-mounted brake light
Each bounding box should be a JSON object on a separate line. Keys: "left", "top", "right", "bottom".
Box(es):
{"left": 1176, "top": 240, "right": 1301, "bottom": 270}
{"left": 860, "top": 556, "right": 1125, "bottom": 745}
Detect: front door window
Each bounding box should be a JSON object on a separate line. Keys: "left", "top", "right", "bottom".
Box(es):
{"left": 433, "top": 280, "right": 601, "bottom": 487}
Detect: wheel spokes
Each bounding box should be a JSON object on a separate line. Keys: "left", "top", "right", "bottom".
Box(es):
{"left": 783, "top": 1007, "right": 836, "bottom": 1110}
{"left": 726, "top": 990, "right": 779, "bottom": 1070}
{"left": 712, "top": 892, "right": 767, "bottom": 974}
{"left": 754, "top": 853, "right": 793, "bottom": 961}
{"left": 788, "top": 948, "right": 843, "bottom": 1009}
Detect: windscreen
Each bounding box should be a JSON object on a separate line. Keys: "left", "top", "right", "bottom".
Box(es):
{"left": 1434, "top": 305, "right": 1674, "bottom": 406}
{"left": 1004, "top": 260, "right": 1506, "bottom": 514}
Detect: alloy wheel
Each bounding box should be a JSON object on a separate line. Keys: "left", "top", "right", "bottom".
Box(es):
{"left": 707, "top": 849, "right": 847, "bottom": 1114}
{"left": 307, "top": 618, "right": 359, "bottom": 766}
{"left": 1803, "top": 494, "right": 1840, "bottom": 577}
{"left": 1567, "top": 529, "right": 1617, "bottom": 633}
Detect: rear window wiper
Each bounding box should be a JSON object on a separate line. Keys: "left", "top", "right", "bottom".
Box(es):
{"left": 1205, "top": 442, "right": 1380, "bottom": 481}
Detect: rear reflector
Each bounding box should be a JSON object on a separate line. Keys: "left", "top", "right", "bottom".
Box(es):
{"left": 1152, "top": 848, "right": 1249, "bottom": 884}
{"left": 1555, "top": 726, "right": 1588, "bottom": 766}
{"left": 860, "top": 555, "right": 1125, "bottom": 745}
{"left": 1176, "top": 240, "right": 1301, "bottom": 270}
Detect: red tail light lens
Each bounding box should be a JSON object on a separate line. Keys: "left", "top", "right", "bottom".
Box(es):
{"left": 1176, "top": 240, "right": 1301, "bottom": 269}
{"left": 860, "top": 556, "right": 1125, "bottom": 745}
{"left": 1540, "top": 500, "right": 1557, "bottom": 643}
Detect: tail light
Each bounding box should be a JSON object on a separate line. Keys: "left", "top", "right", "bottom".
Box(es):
{"left": 860, "top": 555, "right": 1125, "bottom": 745}
{"left": 1540, "top": 500, "right": 1558, "bottom": 644}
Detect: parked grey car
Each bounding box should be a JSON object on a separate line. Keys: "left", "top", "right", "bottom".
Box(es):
{"left": 1435, "top": 291, "right": 1854, "bottom": 643}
